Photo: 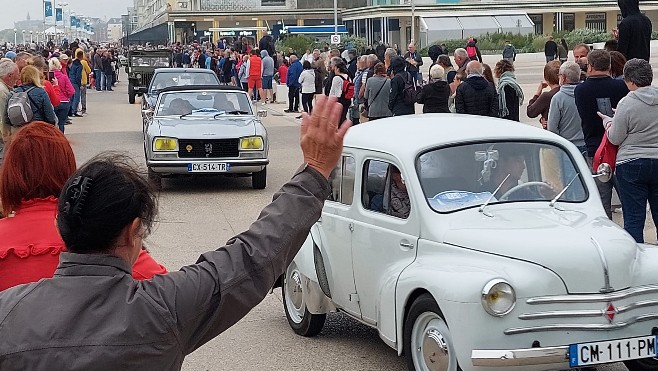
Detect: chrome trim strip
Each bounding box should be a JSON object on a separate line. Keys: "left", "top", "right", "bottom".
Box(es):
{"left": 505, "top": 313, "right": 658, "bottom": 335}
{"left": 471, "top": 346, "right": 569, "bottom": 367}
{"left": 520, "top": 300, "right": 658, "bottom": 320}
{"left": 526, "top": 285, "right": 658, "bottom": 304}
{"left": 591, "top": 237, "right": 614, "bottom": 293}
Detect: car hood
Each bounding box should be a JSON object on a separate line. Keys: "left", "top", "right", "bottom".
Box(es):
{"left": 154, "top": 117, "right": 257, "bottom": 138}
{"left": 442, "top": 207, "right": 639, "bottom": 294}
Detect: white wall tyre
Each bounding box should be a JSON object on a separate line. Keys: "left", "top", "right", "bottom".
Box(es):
{"left": 625, "top": 358, "right": 658, "bottom": 371}
{"left": 404, "top": 294, "right": 461, "bottom": 371}
{"left": 282, "top": 262, "right": 326, "bottom": 337}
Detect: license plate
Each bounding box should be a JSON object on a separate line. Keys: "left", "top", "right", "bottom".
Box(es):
{"left": 187, "top": 163, "right": 230, "bottom": 173}
{"left": 569, "top": 335, "right": 658, "bottom": 367}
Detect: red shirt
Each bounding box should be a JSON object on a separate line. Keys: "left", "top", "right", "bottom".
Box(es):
{"left": 0, "top": 198, "right": 167, "bottom": 291}
{"left": 279, "top": 65, "right": 288, "bottom": 84}
{"left": 248, "top": 55, "right": 262, "bottom": 78}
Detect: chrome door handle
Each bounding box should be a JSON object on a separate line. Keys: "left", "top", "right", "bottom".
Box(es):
{"left": 400, "top": 242, "right": 414, "bottom": 249}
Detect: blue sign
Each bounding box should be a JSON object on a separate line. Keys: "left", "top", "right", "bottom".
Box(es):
{"left": 55, "top": 8, "right": 63, "bottom": 22}
{"left": 44, "top": 1, "right": 53, "bottom": 17}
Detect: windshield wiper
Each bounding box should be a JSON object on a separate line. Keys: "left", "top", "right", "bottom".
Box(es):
{"left": 227, "top": 110, "right": 250, "bottom": 115}
{"left": 549, "top": 173, "right": 580, "bottom": 210}
{"left": 179, "top": 112, "right": 194, "bottom": 119}
{"left": 478, "top": 174, "right": 510, "bottom": 217}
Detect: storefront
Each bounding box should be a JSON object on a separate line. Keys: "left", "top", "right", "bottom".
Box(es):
{"left": 586, "top": 12, "right": 607, "bottom": 31}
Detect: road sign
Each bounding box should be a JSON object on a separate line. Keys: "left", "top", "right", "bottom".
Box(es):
{"left": 330, "top": 34, "right": 341, "bottom": 45}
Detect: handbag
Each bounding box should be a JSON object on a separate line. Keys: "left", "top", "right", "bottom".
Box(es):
{"left": 592, "top": 132, "right": 618, "bottom": 173}
{"left": 362, "top": 80, "right": 386, "bottom": 118}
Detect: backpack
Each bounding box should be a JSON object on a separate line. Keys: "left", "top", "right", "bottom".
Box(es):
{"left": 402, "top": 73, "right": 421, "bottom": 106}
{"left": 314, "top": 68, "right": 323, "bottom": 94}
{"left": 339, "top": 75, "right": 354, "bottom": 100}
{"left": 7, "top": 87, "right": 36, "bottom": 127}
{"left": 466, "top": 45, "right": 477, "bottom": 58}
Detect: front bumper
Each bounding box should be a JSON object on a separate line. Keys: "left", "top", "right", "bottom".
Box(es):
{"left": 472, "top": 346, "right": 568, "bottom": 367}
{"left": 148, "top": 159, "right": 269, "bottom": 175}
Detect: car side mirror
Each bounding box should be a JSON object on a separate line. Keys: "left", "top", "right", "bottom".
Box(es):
{"left": 593, "top": 163, "right": 612, "bottom": 183}
{"left": 142, "top": 109, "right": 154, "bottom": 117}
{"left": 257, "top": 110, "right": 268, "bottom": 118}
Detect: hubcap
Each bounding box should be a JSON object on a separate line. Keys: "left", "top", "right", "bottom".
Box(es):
{"left": 412, "top": 312, "right": 455, "bottom": 371}
{"left": 284, "top": 264, "right": 305, "bottom": 324}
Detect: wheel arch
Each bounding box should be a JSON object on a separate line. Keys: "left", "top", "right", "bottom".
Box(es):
{"left": 398, "top": 288, "right": 435, "bottom": 355}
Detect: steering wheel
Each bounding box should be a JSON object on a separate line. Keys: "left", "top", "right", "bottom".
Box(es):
{"left": 499, "top": 181, "right": 554, "bottom": 201}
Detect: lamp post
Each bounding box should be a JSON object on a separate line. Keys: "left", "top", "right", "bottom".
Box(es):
{"left": 21, "top": 30, "right": 25, "bottom": 45}
{"left": 30, "top": 31, "right": 33, "bottom": 44}
{"left": 13, "top": 28, "right": 17, "bottom": 46}
{"left": 58, "top": 2, "right": 69, "bottom": 40}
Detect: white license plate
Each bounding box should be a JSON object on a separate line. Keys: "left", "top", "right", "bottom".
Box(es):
{"left": 569, "top": 335, "right": 658, "bottom": 367}
{"left": 187, "top": 162, "right": 230, "bottom": 173}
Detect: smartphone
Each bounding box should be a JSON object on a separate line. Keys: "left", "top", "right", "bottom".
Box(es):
{"left": 48, "top": 71, "right": 55, "bottom": 81}
{"left": 596, "top": 97, "right": 614, "bottom": 117}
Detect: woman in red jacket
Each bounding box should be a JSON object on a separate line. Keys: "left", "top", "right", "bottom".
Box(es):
{"left": 0, "top": 122, "right": 167, "bottom": 291}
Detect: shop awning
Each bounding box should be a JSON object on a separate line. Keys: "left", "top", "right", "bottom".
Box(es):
{"left": 285, "top": 25, "right": 348, "bottom": 34}
{"left": 420, "top": 13, "right": 534, "bottom": 44}
{"left": 493, "top": 14, "right": 535, "bottom": 34}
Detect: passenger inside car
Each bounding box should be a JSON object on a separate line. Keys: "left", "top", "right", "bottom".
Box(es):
{"left": 364, "top": 161, "right": 410, "bottom": 219}
{"left": 167, "top": 98, "right": 195, "bottom": 116}
{"left": 385, "top": 166, "right": 411, "bottom": 218}
{"left": 213, "top": 94, "right": 237, "bottom": 112}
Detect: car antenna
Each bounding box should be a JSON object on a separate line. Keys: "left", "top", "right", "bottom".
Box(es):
{"left": 549, "top": 173, "right": 580, "bottom": 210}
{"left": 478, "top": 174, "right": 510, "bottom": 217}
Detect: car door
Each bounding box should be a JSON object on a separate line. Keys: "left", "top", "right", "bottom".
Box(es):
{"left": 316, "top": 154, "right": 361, "bottom": 317}
{"left": 351, "top": 157, "right": 419, "bottom": 325}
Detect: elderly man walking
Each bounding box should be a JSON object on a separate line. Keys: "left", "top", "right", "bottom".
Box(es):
{"left": 547, "top": 62, "right": 586, "bottom": 155}
{"left": 0, "top": 60, "right": 20, "bottom": 160}
{"left": 404, "top": 43, "right": 423, "bottom": 86}
{"left": 455, "top": 61, "right": 498, "bottom": 117}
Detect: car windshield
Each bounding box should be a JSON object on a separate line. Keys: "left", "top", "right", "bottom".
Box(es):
{"left": 416, "top": 141, "right": 588, "bottom": 213}
{"left": 156, "top": 91, "right": 252, "bottom": 117}
{"left": 131, "top": 56, "right": 170, "bottom": 67}
{"left": 150, "top": 72, "right": 218, "bottom": 92}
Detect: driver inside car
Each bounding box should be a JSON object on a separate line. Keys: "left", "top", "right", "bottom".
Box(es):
{"left": 167, "top": 98, "right": 195, "bottom": 116}
{"left": 485, "top": 147, "right": 558, "bottom": 201}
{"left": 213, "top": 94, "right": 237, "bottom": 112}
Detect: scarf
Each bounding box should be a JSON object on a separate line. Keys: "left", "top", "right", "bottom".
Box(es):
{"left": 496, "top": 71, "right": 524, "bottom": 118}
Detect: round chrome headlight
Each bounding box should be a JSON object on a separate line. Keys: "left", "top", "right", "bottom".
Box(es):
{"left": 136, "top": 73, "right": 142, "bottom": 79}
{"left": 481, "top": 279, "right": 516, "bottom": 317}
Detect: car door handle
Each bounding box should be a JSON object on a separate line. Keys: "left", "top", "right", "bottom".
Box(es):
{"left": 400, "top": 242, "right": 414, "bottom": 249}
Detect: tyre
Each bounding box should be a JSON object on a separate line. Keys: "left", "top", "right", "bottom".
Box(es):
{"left": 147, "top": 167, "right": 162, "bottom": 189}
{"left": 252, "top": 167, "right": 267, "bottom": 190}
{"left": 625, "top": 358, "right": 658, "bottom": 371}
{"left": 282, "top": 262, "right": 326, "bottom": 337}
{"left": 404, "top": 294, "right": 460, "bottom": 371}
{"left": 128, "top": 81, "right": 136, "bottom": 104}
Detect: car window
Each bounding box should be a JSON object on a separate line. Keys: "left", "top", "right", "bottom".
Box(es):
{"left": 131, "top": 56, "right": 170, "bottom": 67}
{"left": 156, "top": 91, "right": 252, "bottom": 117}
{"left": 328, "top": 156, "right": 355, "bottom": 205}
{"left": 150, "top": 72, "right": 218, "bottom": 92}
{"left": 362, "top": 160, "right": 410, "bottom": 219}
{"left": 416, "top": 141, "right": 588, "bottom": 213}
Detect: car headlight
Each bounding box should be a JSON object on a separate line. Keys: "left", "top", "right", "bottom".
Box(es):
{"left": 481, "top": 279, "right": 516, "bottom": 317}
{"left": 240, "top": 136, "right": 264, "bottom": 151}
{"left": 136, "top": 73, "right": 142, "bottom": 79}
{"left": 153, "top": 137, "right": 178, "bottom": 152}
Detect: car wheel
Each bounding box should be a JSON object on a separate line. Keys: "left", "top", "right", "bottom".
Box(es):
{"left": 128, "top": 81, "right": 136, "bottom": 104}
{"left": 404, "top": 294, "right": 460, "bottom": 371}
{"left": 147, "top": 167, "right": 162, "bottom": 189}
{"left": 252, "top": 167, "right": 267, "bottom": 190}
{"left": 282, "top": 262, "right": 326, "bottom": 337}
{"left": 625, "top": 358, "right": 658, "bottom": 371}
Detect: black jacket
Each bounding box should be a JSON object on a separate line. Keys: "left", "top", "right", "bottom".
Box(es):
{"left": 500, "top": 85, "right": 520, "bottom": 122}
{"left": 388, "top": 57, "right": 415, "bottom": 116}
{"left": 618, "top": 0, "right": 652, "bottom": 61}
{"left": 455, "top": 76, "right": 498, "bottom": 117}
{"left": 417, "top": 80, "right": 450, "bottom": 113}
{"left": 544, "top": 40, "right": 558, "bottom": 56}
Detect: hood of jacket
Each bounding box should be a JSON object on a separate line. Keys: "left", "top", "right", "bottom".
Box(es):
{"left": 390, "top": 56, "right": 406, "bottom": 73}
{"left": 260, "top": 50, "right": 269, "bottom": 58}
{"left": 427, "top": 80, "right": 449, "bottom": 91}
{"left": 465, "top": 76, "right": 489, "bottom": 91}
{"left": 619, "top": 0, "right": 641, "bottom": 17}
{"left": 559, "top": 83, "right": 578, "bottom": 98}
{"left": 628, "top": 85, "right": 658, "bottom": 106}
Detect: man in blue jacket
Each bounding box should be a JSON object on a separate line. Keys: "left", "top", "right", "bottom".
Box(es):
{"left": 285, "top": 54, "right": 303, "bottom": 113}
{"left": 69, "top": 51, "right": 84, "bottom": 117}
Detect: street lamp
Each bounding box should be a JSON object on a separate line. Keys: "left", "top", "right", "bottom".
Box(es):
{"left": 58, "top": 2, "right": 69, "bottom": 40}
{"left": 13, "top": 28, "right": 17, "bottom": 46}
{"left": 21, "top": 30, "right": 25, "bottom": 45}
{"left": 30, "top": 31, "right": 33, "bottom": 44}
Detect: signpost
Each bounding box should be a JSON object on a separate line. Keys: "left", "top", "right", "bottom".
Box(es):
{"left": 330, "top": 34, "right": 341, "bottom": 45}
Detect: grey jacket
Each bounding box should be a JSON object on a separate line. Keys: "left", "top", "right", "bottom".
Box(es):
{"left": 365, "top": 75, "right": 392, "bottom": 119}
{"left": 0, "top": 166, "right": 330, "bottom": 371}
{"left": 607, "top": 85, "right": 658, "bottom": 162}
{"left": 260, "top": 50, "right": 274, "bottom": 77}
{"left": 547, "top": 84, "right": 585, "bottom": 148}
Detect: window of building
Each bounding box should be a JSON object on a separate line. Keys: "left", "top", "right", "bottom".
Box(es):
{"left": 362, "top": 160, "right": 410, "bottom": 219}
{"left": 262, "top": 0, "right": 286, "bottom": 5}
{"left": 586, "top": 13, "right": 607, "bottom": 32}
{"left": 529, "top": 14, "right": 543, "bottom": 35}
{"left": 328, "top": 156, "right": 356, "bottom": 205}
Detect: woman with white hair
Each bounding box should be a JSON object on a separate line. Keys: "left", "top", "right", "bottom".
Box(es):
{"left": 417, "top": 64, "right": 450, "bottom": 113}
{"left": 49, "top": 57, "right": 75, "bottom": 132}
{"left": 601, "top": 58, "right": 658, "bottom": 243}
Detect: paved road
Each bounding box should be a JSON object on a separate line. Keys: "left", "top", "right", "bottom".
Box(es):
{"left": 64, "top": 63, "right": 654, "bottom": 370}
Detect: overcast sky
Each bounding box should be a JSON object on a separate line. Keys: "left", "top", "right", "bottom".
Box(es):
{"left": 0, "top": 0, "right": 133, "bottom": 30}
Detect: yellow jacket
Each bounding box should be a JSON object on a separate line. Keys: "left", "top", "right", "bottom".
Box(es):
{"left": 75, "top": 48, "right": 92, "bottom": 85}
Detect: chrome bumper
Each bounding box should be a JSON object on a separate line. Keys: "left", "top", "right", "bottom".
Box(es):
{"left": 471, "top": 346, "right": 568, "bottom": 367}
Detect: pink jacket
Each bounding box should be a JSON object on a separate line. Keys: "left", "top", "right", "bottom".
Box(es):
{"left": 53, "top": 69, "right": 74, "bottom": 102}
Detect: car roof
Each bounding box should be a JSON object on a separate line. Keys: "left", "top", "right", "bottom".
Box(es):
{"left": 154, "top": 68, "right": 216, "bottom": 74}
{"left": 158, "top": 85, "right": 244, "bottom": 93}
{"left": 345, "top": 114, "right": 567, "bottom": 157}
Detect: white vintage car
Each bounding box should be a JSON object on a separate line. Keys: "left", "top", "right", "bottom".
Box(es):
{"left": 281, "top": 115, "right": 658, "bottom": 371}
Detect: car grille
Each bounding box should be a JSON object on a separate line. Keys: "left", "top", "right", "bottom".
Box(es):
{"left": 178, "top": 139, "right": 239, "bottom": 159}
{"left": 505, "top": 285, "right": 658, "bottom": 335}
{"left": 140, "top": 72, "right": 154, "bottom": 86}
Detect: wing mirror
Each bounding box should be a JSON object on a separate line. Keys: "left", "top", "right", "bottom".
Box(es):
{"left": 593, "top": 163, "right": 612, "bottom": 183}
{"left": 142, "top": 108, "right": 154, "bottom": 118}
{"left": 257, "top": 110, "right": 268, "bottom": 118}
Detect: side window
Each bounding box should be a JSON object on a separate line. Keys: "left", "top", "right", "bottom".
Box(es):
{"left": 362, "top": 160, "right": 411, "bottom": 219}
{"left": 327, "top": 156, "right": 356, "bottom": 205}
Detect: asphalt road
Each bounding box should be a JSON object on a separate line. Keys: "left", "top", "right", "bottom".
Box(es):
{"left": 63, "top": 61, "right": 653, "bottom": 370}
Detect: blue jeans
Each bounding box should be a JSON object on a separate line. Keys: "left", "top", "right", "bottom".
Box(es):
{"left": 54, "top": 101, "right": 70, "bottom": 133}
{"left": 104, "top": 73, "right": 113, "bottom": 91}
{"left": 615, "top": 158, "right": 658, "bottom": 243}
{"left": 94, "top": 69, "right": 102, "bottom": 90}
{"left": 70, "top": 84, "right": 81, "bottom": 115}
{"left": 546, "top": 55, "right": 555, "bottom": 63}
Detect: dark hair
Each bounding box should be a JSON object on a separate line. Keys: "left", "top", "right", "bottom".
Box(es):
{"left": 303, "top": 60, "right": 311, "bottom": 69}
{"left": 610, "top": 51, "right": 627, "bottom": 78}
{"left": 588, "top": 49, "right": 611, "bottom": 72}
{"left": 57, "top": 153, "right": 157, "bottom": 254}
{"left": 332, "top": 57, "right": 348, "bottom": 74}
{"left": 374, "top": 62, "right": 386, "bottom": 75}
{"left": 482, "top": 63, "right": 494, "bottom": 84}
{"left": 494, "top": 59, "right": 514, "bottom": 77}
{"left": 604, "top": 39, "right": 619, "bottom": 52}
{"left": 438, "top": 55, "right": 453, "bottom": 69}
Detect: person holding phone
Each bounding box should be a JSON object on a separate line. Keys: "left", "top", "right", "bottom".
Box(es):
{"left": 26, "top": 56, "right": 60, "bottom": 110}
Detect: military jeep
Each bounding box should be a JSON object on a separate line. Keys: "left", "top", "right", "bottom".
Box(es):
{"left": 126, "top": 50, "right": 173, "bottom": 104}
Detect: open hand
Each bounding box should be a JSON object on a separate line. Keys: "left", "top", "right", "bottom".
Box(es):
{"left": 300, "top": 95, "right": 351, "bottom": 179}
{"left": 596, "top": 111, "right": 613, "bottom": 130}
